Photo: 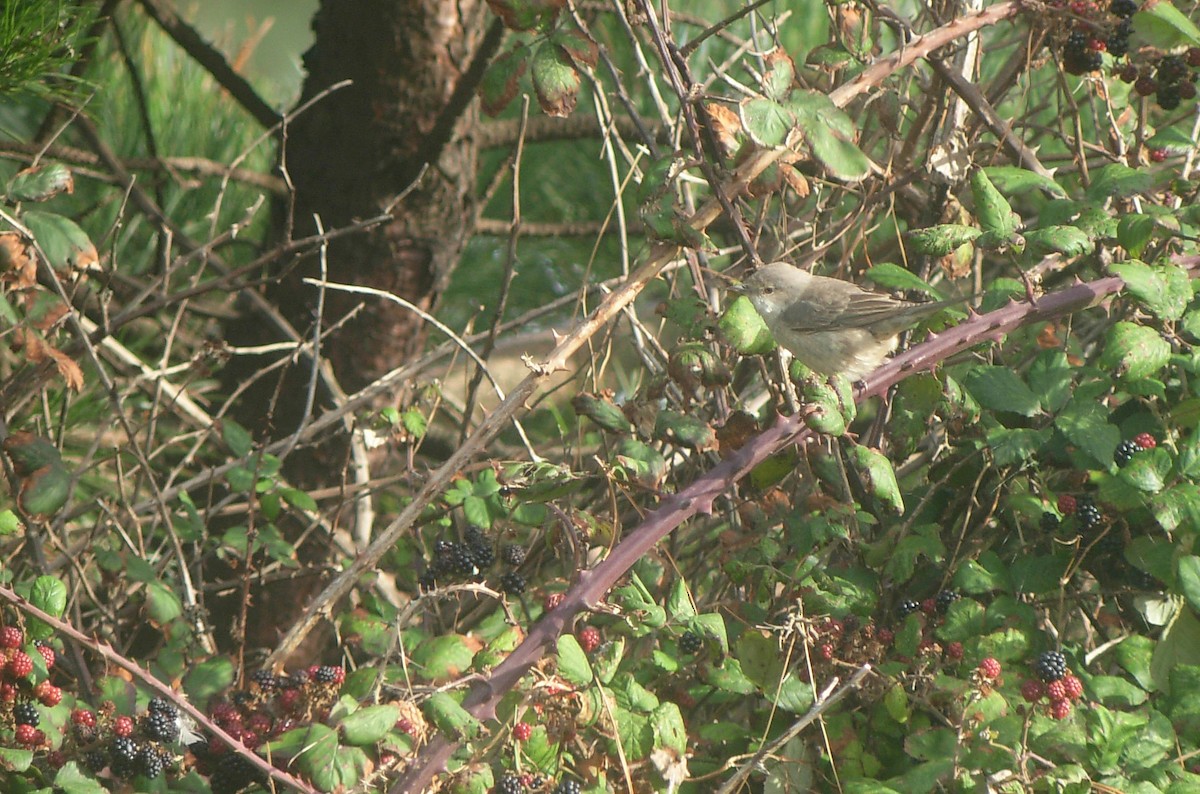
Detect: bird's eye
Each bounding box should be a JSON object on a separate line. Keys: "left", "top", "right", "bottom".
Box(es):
{"left": 761, "top": 286, "right": 775, "bottom": 295}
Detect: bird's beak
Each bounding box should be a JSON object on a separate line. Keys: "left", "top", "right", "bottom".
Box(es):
{"left": 728, "top": 281, "right": 746, "bottom": 294}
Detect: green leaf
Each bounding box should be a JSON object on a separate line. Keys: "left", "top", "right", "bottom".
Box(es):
{"left": 27, "top": 575, "right": 66, "bottom": 640}
{"left": 1056, "top": 399, "right": 1120, "bottom": 469}
{"left": 905, "top": 224, "right": 981, "bottom": 256}
{"left": 54, "top": 761, "right": 108, "bottom": 794}
{"left": 0, "top": 510, "right": 21, "bottom": 536}
{"left": 963, "top": 366, "right": 1041, "bottom": 417}
{"left": 424, "top": 692, "right": 481, "bottom": 740}
{"left": 1111, "top": 261, "right": 1191, "bottom": 321}
{"left": 22, "top": 209, "right": 98, "bottom": 271}
{"left": 804, "top": 120, "right": 872, "bottom": 181}
{"left": 6, "top": 163, "right": 73, "bottom": 202}
{"left": 1116, "top": 216, "right": 1156, "bottom": 258}
{"left": 848, "top": 445, "right": 904, "bottom": 514}
{"left": 557, "top": 634, "right": 593, "bottom": 686}
{"left": 864, "top": 263, "right": 938, "bottom": 294}
{"left": 279, "top": 487, "right": 317, "bottom": 512}
{"left": 611, "top": 438, "right": 666, "bottom": 488}
{"left": 571, "top": 392, "right": 633, "bottom": 434}
{"left": 3, "top": 432, "right": 61, "bottom": 475}
{"left": 651, "top": 701, "right": 688, "bottom": 754}
{"left": 486, "top": 0, "right": 562, "bottom": 32}
{"left": 971, "top": 168, "right": 1020, "bottom": 237}
{"left": 736, "top": 630, "right": 786, "bottom": 692}
{"left": 531, "top": 43, "right": 581, "bottom": 117}
{"left": 0, "top": 745, "right": 34, "bottom": 772}
{"left": 479, "top": 45, "right": 528, "bottom": 116}
{"left": 665, "top": 579, "right": 695, "bottom": 621}
{"left": 412, "top": 634, "right": 474, "bottom": 684}
{"left": 653, "top": 410, "right": 716, "bottom": 451}
{"left": 144, "top": 580, "right": 183, "bottom": 624}
{"left": 1085, "top": 164, "right": 1154, "bottom": 200}
{"left": 954, "top": 553, "right": 1012, "bottom": 594}
{"left": 799, "top": 377, "right": 847, "bottom": 437}
{"left": 1115, "top": 635, "right": 1156, "bottom": 691}
{"left": 1099, "top": 321, "right": 1172, "bottom": 381}
{"left": 1117, "top": 448, "right": 1171, "bottom": 492}
{"left": 340, "top": 704, "right": 401, "bottom": 746}
{"left": 720, "top": 295, "right": 776, "bottom": 355}
{"left": 983, "top": 166, "right": 1067, "bottom": 198}
{"left": 183, "top": 656, "right": 235, "bottom": 708}
{"left": 1132, "top": 0, "right": 1200, "bottom": 47}
{"left": 1177, "top": 556, "right": 1200, "bottom": 615}
{"left": 18, "top": 462, "right": 70, "bottom": 519}
{"left": 1022, "top": 226, "right": 1094, "bottom": 257}
{"left": 740, "top": 97, "right": 794, "bottom": 148}
{"left": 222, "top": 421, "right": 253, "bottom": 457}
{"left": 1150, "top": 601, "right": 1200, "bottom": 692}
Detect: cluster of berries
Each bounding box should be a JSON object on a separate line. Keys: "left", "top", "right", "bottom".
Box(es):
{"left": 1022, "top": 651, "right": 1085, "bottom": 719}
{"left": 1, "top": 626, "right": 61, "bottom": 751}
{"left": 1053, "top": 0, "right": 1137, "bottom": 75}
{"left": 67, "top": 698, "right": 181, "bottom": 782}
{"left": 1115, "top": 432, "right": 1157, "bottom": 467}
{"left": 1047, "top": 492, "right": 1103, "bottom": 534}
{"left": 191, "top": 665, "right": 345, "bottom": 793}
{"left": 419, "top": 528, "right": 529, "bottom": 595}
{"left": 493, "top": 773, "right": 579, "bottom": 794}
{"left": 1120, "top": 49, "right": 1200, "bottom": 110}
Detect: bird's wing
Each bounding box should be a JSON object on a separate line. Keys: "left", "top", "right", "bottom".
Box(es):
{"left": 779, "top": 288, "right": 926, "bottom": 333}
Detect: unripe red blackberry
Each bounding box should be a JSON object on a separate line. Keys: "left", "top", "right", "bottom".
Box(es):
{"left": 72, "top": 708, "right": 97, "bottom": 728}
{"left": 33, "top": 681, "right": 61, "bottom": 707}
{"left": 1047, "top": 680, "right": 1067, "bottom": 700}
{"left": 1149, "top": 148, "right": 1169, "bottom": 163}
{"left": 513, "top": 721, "right": 533, "bottom": 741}
{"left": 1062, "top": 673, "right": 1084, "bottom": 700}
{"left": 945, "top": 641, "right": 964, "bottom": 660}
{"left": 1049, "top": 698, "right": 1072, "bottom": 719}
{"left": 1057, "top": 494, "right": 1077, "bottom": 516}
{"left": 577, "top": 625, "right": 601, "bottom": 653}
{"left": 978, "top": 657, "right": 1002, "bottom": 680}
{"left": 6, "top": 651, "right": 33, "bottom": 679}
{"left": 113, "top": 714, "right": 135, "bottom": 737}
{"left": 33, "top": 644, "right": 54, "bottom": 670}
{"left": 14, "top": 723, "right": 40, "bottom": 746}
{"left": 1021, "top": 679, "right": 1046, "bottom": 702}
{"left": 0, "top": 626, "right": 23, "bottom": 649}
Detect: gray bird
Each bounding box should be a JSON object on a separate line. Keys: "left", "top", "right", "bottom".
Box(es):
{"left": 732, "top": 261, "right": 953, "bottom": 380}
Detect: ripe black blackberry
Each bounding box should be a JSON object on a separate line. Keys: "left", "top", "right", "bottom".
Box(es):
{"left": 679, "top": 631, "right": 704, "bottom": 654}
{"left": 1109, "top": 0, "right": 1137, "bottom": 16}
{"left": 210, "top": 754, "right": 262, "bottom": 794}
{"left": 1107, "top": 18, "right": 1132, "bottom": 56}
{"left": 1034, "top": 650, "right": 1068, "bottom": 682}
{"left": 935, "top": 590, "right": 961, "bottom": 614}
{"left": 314, "top": 665, "right": 341, "bottom": 685}
{"left": 1157, "top": 84, "right": 1182, "bottom": 110}
{"left": 84, "top": 749, "right": 108, "bottom": 773}
{"left": 13, "top": 702, "right": 39, "bottom": 726}
{"left": 1157, "top": 55, "right": 1188, "bottom": 84}
{"left": 138, "top": 746, "right": 165, "bottom": 779}
{"left": 1077, "top": 496, "right": 1102, "bottom": 530}
{"left": 471, "top": 543, "right": 496, "bottom": 569}
{"left": 111, "top": 735, "right": 141, "bottom": 764}
{"left": 1063, "top": 32, "right": 1103, "bottom": 75}
{"left": 897, "top": 599, "right": 920, "bottom": 618}
{"left": 502, "top": 544, "right": 527, "bottom": 566}
{"left": 1115, "top": 438, "right": 1139, "bottom": 467}
{"left": 1040, "top": 511, "right": 1060, "bottom": 532}
{"left": 148, "top": 697, "right": 178, "bottom": 717}
{"left": 495, "top": 773, "right": 524, "bottom": 794}
{"left": 448, "top": 543, "right": 478, "bottom": 576}
{"left": 251, "top": 670, "right": 279, "bottom": 691}
{"left": 552, "top": 781, "right": 582, "bottom": 794}
{"left": 142, "top": 710, "right": 180, "bottom": 743}
{"left": 499, "top": 571, "right": 526, "bottom": 595}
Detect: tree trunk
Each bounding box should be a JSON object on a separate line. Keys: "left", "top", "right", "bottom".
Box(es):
{"left": 278, "top": 0, "right": 491, "bottom": 391}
